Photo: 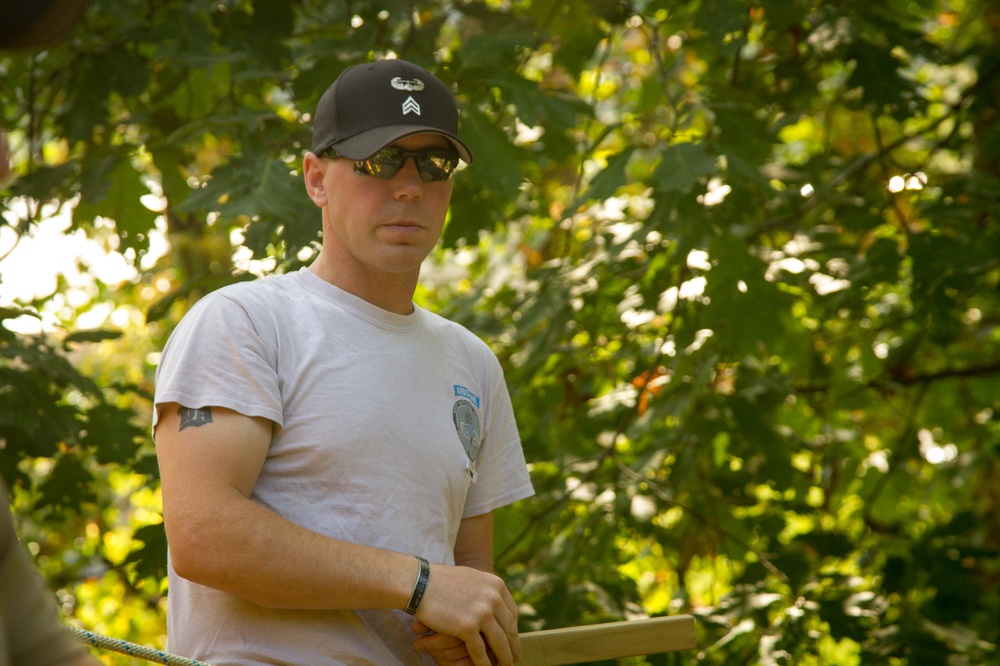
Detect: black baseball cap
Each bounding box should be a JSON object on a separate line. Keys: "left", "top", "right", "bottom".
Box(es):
{"left": 311, "top": 59, "right": 473, "bottom": 164}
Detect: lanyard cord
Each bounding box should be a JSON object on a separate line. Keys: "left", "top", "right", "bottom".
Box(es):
{"left": 66, "top": 626, "right": 215, "bottom": 666}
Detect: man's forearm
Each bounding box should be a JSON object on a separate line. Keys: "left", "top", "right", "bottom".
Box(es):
{"left": 166, "top": 490, "right": 416, "bottom": 611}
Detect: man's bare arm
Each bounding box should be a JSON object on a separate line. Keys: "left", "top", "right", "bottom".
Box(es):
{"left": 453, "top": 513, "right": 496, "bottom": 573}
{"left": 155, "top": 402, "right": 519, "bottom": 666}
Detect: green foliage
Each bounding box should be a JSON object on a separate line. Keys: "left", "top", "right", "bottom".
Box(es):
{"left": 2, "top": 0, "right": 999, "bottom": 663}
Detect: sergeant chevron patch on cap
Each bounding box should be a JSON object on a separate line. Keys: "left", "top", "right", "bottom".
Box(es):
{"left": 402, "top": 96, "right": 421, "bottom": 116}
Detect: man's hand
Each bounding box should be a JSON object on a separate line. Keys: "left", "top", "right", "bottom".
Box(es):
{"left": 412, "top": 564, "right": 520, "bottom": 666}
{"left": 412, "top": 621, "right": 498, "bottom": 665}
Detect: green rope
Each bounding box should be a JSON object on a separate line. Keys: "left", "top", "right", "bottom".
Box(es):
{"left": 67, "top": 626, "right": 215, "bottom": 666}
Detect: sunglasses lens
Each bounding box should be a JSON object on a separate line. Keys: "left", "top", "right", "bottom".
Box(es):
{"left": 355, "top": 147, "right": 459, "bottom": 182}
{"left": 358, "top": 148, "right": 405, "bottom": 179}
{"left": 416, "top": 151, "right": 460, "bottom": 182}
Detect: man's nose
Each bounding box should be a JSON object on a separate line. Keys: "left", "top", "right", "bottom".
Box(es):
{"left": 391, "top": 158, "right": 425, "bottom": 198}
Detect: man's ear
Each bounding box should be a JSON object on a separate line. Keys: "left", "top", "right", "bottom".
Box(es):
{"left": 303, "top": 152, "right": 328, "bottom": 206}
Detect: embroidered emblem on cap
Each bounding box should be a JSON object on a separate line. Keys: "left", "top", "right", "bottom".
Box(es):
{"left": 402, "top": 96, "right": 421, "bottom": 116}
{"left": 392, "top": 77, "right": 425, "bottom": 92}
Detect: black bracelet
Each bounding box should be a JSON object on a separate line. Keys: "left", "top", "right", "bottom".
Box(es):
{"left": 405, "top": 556, "right": 430, "bottom": 615}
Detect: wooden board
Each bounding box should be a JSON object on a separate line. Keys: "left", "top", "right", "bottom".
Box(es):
{"left": 519, "top": 615, "right": 697, "bottom": 665}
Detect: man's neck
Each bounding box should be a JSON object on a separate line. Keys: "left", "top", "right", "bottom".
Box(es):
{"left": 308, "top": 255, "right": 418, "bottom": 315}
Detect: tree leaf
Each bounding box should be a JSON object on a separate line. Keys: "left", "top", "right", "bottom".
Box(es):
{"left": 652, "top": 143, "right": 719, "bottom": 193}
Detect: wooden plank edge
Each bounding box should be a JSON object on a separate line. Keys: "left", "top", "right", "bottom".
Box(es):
{"left": 518, "top": 615, "right": 697, "bottom": 666}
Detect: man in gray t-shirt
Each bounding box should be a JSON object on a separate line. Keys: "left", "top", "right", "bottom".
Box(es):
{"left": 153, "top": 59, "right": 533, "bottom": 666}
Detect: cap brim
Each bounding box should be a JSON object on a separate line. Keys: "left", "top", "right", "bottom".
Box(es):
{"left": 331, "top": 126, "right": 473, "bottom": 164}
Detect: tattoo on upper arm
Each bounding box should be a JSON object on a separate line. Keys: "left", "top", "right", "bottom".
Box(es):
{"left": 178, "top": 406, "right": 213, "bottom": 431}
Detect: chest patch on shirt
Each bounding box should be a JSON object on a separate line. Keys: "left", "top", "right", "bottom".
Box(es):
{"left": 453, "top": 386, "right": 483, "bottom": 485}
{"left": 452, "top": 398, "right": 482, "bottom": 462}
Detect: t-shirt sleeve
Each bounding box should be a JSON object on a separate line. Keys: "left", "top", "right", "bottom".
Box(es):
{"left": 153, "top": 291, "right": 284, "bottom": 434}
{"left": 462, "top": 359, "right": 534, "bottom": 519}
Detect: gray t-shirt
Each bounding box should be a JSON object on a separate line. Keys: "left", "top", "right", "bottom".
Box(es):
{"left": 153, "top": 268, "right": 534, "bottom": 665}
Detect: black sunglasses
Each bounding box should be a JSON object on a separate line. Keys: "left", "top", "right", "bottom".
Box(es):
{"left": 325, "top": 146, "right": 460, "bottom": 182}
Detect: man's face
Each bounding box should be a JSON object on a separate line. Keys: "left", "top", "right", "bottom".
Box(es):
{"left": 310, "top": 132, "right": 455, "bottom": 280}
